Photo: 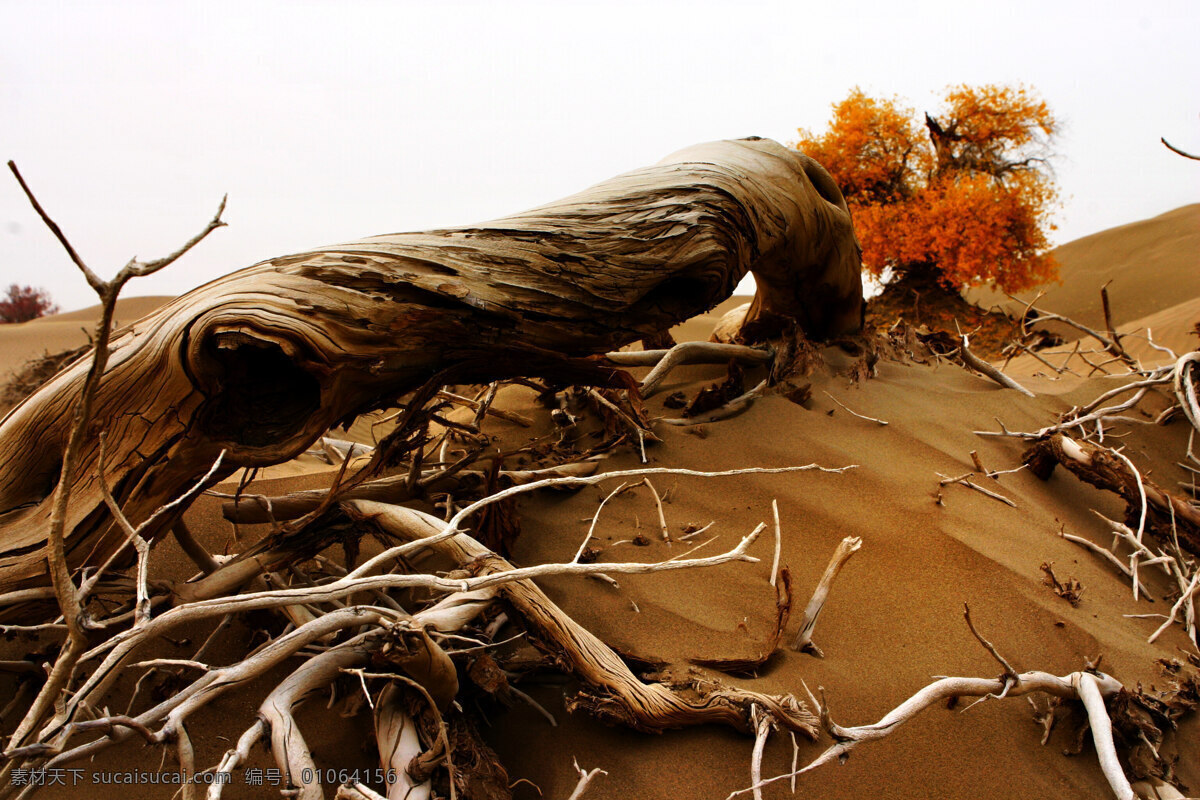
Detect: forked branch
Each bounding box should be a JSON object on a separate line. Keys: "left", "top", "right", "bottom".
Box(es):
{"left": 2, "top": 161, "right": 226, "bottom": 763}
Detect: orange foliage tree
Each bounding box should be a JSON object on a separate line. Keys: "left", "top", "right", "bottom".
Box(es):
{"left": 795, "top": 85, "right": 1059, "bottom": 294}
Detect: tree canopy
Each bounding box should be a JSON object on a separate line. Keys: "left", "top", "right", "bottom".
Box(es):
{"left": 795, "top": 85, "right": 1060, "bottom": 294}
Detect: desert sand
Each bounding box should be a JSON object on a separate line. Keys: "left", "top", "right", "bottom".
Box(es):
{"left": 0, "top": 206, "right": 1197, "bottom": 799}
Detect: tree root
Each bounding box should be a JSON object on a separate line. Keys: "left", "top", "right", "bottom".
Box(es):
{"left": 602, "top": 342, "right": 772, "bottom": 398}
{"left": 732, "top": 645, "right": 1135, "bottom": 800}
{"left": 372, "top": 682, "right": 431, "bottom": 800}
{"left": 261, "top": 636, "right": 378, "bottom": 800}
{"left": 347, "top": 500, "right": 819, "bottom": 738}
{"left": 1024, "top": 433, "right": 1200, "bottom": 557}
{"left": 220, "top": 460, "right": 601, "bottom": 525}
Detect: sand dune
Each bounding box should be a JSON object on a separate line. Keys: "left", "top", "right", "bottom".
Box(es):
{"left": 32, "top": 295, "right": 174, "bottom": 325}
{"left": 1037, "top": 204, "right": 1200, "bottom": 329}
{"left": 485, "top": 352, "right": 1197, "bottom": 800}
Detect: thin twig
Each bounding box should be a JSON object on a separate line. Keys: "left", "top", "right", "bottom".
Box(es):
{"left": 769, "top": 500, "right": 782, "bottom": 588}
{"left": 1161, "top": 136, "right": 1200, "bottom": 160}
{"left": 573, "top": 482, "right": 630, "bottom": 563}
{"left": 1060, "top": 532, "right": 1154, "bottom": 600}
{"left": 823, "top": 391, "right": 888, "bottom": 425}
{"left": 642, "top": 478, "right": 671, "bottom": 544}
{"left": 936, "top": 473, "right": 1017, "bottom": 508}
{"left": 565, "top": 759, "right": 608, "bottom": 800}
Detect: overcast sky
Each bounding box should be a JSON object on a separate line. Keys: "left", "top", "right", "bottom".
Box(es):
{"left": 2, "top": 0, "right": 1197, "bottom": 312}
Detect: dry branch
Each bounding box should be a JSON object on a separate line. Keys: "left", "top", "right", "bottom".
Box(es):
{"left": 1013, "top": 294, "right": 1135, "bottom": 364}
{"left": 261, "top": 637, "right": 378, "bottom": 799}
{"left": 749, "top": 708, "right": 773, "bottom": 800}
{"left": 769, "top": 500, "right": 782, "bottom": 587}
{"left": 442, "top": 386, "right": 532, "bottom": 428}
{"left": 656, "top": 380, "right": 768, "bottom": 426}
{"left": 564, "top": 761, "right": 607, "bottom": 800}
{"left": 1060, "top": 531, "right": 1155, "bottom": 600}
{"left": 573, "top": 481, "right": 631, "bottom": 563}
{"left": 2, "top": 162, "right": 227, "bottom": 769}
{"left": 1024, "top": 434, "right": 1200, "bottom": 556}
{"left": 220, "top": 460, "right": 600, "bottom": 525}
{"left": 958, "top": 335, "right": 1035, "bottom": 397}
{"left": 791, "top": 536, "right": 861, "bottom": 656}
{"left": 976, "top": 377, "right": 1165, "bottom": 440}
{"left": 335, "top": 784, "right": 389, "bottom": 800}
{"left": 734, "top": 604, "right": 1168, "bottom": 799}
{"left": 1148, "top": 572, "right": 1200, "bottom": 646}
{"left": 936, "top": 472, "right": 1018, "bottom": 508}
{"left": 823, "top": 391, "right": 888, "bottom": 425}
{"left": 316, "top": 436, "right": 374, "bottom": 464}
{"left": 1174, "top": 353, "right": 1200, "bottom": 436}
{"left": 734, "top": 670, "right": 1132, "bottom": 800}
{"left": 641, "top": 478, "right": 671, "bottom": 544}
{"left": 1161, "top": 137, "right": 1200, "bottom": 160}
{"left": 621, "top": 342, "right": 773, "bottom": 397}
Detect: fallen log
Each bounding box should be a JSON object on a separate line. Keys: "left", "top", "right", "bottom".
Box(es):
{"left": 0, "top": 137, "right": 863, "bottom": 592}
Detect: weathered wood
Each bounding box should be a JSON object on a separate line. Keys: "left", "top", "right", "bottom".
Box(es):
{"left": 347, "top": 500, "right": 819, "bottom": 737}
{"left": 0, "top": 137, "right": 862, "bottom": 591}
{"left": 1024, "top": 433, "right": 1200, "bottom": 556}
{"left": 220, "top": 459, "right": 600, "bottom": 525}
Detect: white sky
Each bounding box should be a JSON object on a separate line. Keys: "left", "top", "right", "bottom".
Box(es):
{"left": 2, "top": 0, "right": 1197, "bottom": 312}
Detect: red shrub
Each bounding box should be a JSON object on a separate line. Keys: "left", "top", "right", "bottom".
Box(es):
{"left": 0, "top": 284, "right": 59, "bottom": 323}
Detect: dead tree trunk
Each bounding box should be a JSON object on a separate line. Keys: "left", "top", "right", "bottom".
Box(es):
{"left": 0, "top": 137, "right": 863, "bottom": 592}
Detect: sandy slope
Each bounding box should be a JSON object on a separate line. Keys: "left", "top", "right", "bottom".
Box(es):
{"left": 1034, "top": 204, "right": 1200, "bottom": 329}
{"left": 4, "top": 211, "right": 1199, "bottom": 800}
{"left": 131, "top": 341, "right": 1196, "bottom": 800}
{"left": 0, "top": 295, "right": 171, "bottom": 384}
{"left": 1004, "top": 298, "right": 1200, "bottom": 387}
{"left": 475, "top": 353, "right": 1197, "bottom": 800}
{"left": 970, "top": 204, "right": 1200, "bottom": 331}
{"left": 969, "top": 204, "right": 1199, "bottom": 382}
